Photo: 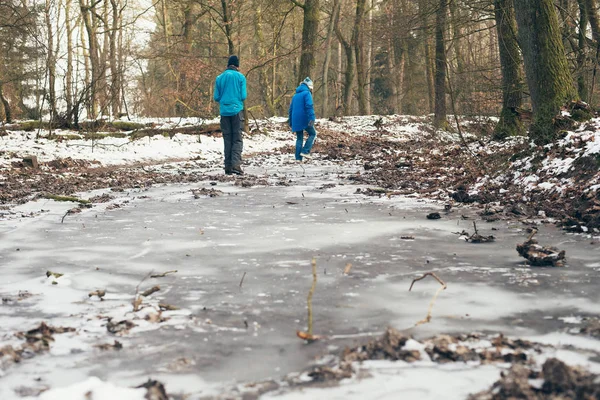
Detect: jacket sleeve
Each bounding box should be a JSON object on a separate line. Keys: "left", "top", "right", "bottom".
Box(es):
{"left": 240, "top": 75, "right": 247, "bottom": 102}
{"left": 305, "top": 92, "right": 315, "bottom": 121}
{"left": 288, "top": 97, "right": 293, "bottom": 126}
{"left": 213, "top": 76, "right": 221, "bottom": 102}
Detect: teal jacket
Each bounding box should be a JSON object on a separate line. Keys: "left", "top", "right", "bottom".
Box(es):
{"left": 214, "top": 67, "right": 247, "bottom": 116}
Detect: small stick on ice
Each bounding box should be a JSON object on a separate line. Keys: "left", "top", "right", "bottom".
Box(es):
{"left": 132, "top": 271, "right": 153, "bottom": 312}
{"left": 343, "top": 263, "right": 352, "bottom": 275}
{"left": 239, "top": 272, "right": 247, "bottom": 289}
{"left": 307, "top": 258, "right": 317, "bottom": 336}
{"left": 297, "top": 258, "right": 322, "bottom": 341}
{"left": 141, "top": 286, "right": 160, "bottom": 297}
{"left": 408, "top": 272, "right": 447, "bottom": 326}
{"left": 150, "top": 270, "right": 177, "bottom": 278}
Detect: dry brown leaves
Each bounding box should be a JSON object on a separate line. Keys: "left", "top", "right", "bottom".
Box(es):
{"left": 1, "top": 322, "right": 76, "bottom": 371}
{"left": 469, "top": 357, "right": 600, "bottom": 399}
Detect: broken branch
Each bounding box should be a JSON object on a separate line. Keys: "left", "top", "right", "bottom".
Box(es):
{"left": 150, "top": 270, "right": 177, "bottom": 278}
{"left": 408, "top": 272, "right": 448, "bottom": 327}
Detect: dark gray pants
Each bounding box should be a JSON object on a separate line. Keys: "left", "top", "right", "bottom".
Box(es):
{"left": 220, "top": 112, "right": 243, "bottom": 168}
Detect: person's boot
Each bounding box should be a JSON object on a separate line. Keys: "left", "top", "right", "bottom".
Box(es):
{"left": 224, "top": 166, "right": 233, "bottom": 175}
{"left": 231, "top": 165, "right": 244, "bottom": 175}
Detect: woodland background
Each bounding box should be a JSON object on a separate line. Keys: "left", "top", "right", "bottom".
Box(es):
{"left": 1, "top": 0, "right": 599, "bottom": 143}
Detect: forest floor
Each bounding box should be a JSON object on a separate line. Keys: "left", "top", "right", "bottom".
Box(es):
{"left": 0, "top": 115, "right": 599, "bottom": 399}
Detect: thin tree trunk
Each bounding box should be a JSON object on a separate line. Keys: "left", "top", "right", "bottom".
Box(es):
{"left": 109, "top": 0, "right": 120, "bottom": 118}
{"left": 387, "top": 36, "right": 398, "bottom": 114}
{"left": 366, "top": 0, "right": 373, "bottom": 114}
{"left": 434, "top": 0, "right": 448, "bottom": 129}
{"left": 322, "top": 0, "right": 341, "bottom": 117}
{"left": 79, "top": 14, "right": 91, "bottom": 118}
{"left": 419, "top": 0, "right": 435, "bottom": 113}
{"left": 254, "top": 1, "right": 275, "bottom": 115}
{"left": 493, "top": 0, "right": 524, "bottom": 139}
{"left": 514, "top": 0, "right": 579, "bottom": 143}
{"left": 221, "top": 0, "right": 234, "bottom": 55}
{"left": 45, "top": 0, "right": 57, "bottom": 122}
{"left": 353, "top": 0, "right": 368, "bottom": 115}
{"left": 65, "top": 0, "right": 74, "bottom": 123}
{"left": 0, "top": 82, "right": 11, "bottom": 123}
{"left": 336, "top": 12, "right": 355, "bottom": 115}
{"left": 577, "top": 0, "right": 589, "bottom": 101}
{"left": 337, "top": 40, "right": 342, "bottom": 113}
{"left": 80, "top": 0, "right": 100, "bottom": 117}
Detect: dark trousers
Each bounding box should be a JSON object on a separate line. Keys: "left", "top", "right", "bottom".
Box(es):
{"left": 220, "top": 112, "right": 243, "bottom": 168}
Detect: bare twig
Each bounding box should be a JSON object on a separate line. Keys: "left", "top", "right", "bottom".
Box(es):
{"left": 409, "top": 272, "right": 448, "bottom": 326}
{"left": 239, "top": 272, "right": 247, "bottom": 289}
{"left": 473, "top": 221, "right": 478, "bottom": 235}
{"left": 409, "top": 272, "right": 447, "bottom": 292}
{"left": 307, "top": 258, "right": 317, "bottom": 336}
{"left": 132, "top": 271, "right": 153, "bottom": 312}
{"left": 141, "top": 286, "right": 160, "bottom": 297}
{"left": 150, "top": 270, "right": 178, "bottom": 278}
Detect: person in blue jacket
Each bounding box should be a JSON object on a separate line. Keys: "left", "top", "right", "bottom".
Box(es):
{"left": 288, "top": 77, "right": 316, "bottom": 161}
{"left": 214, "top": 55, "right": 247, "bottom": 175}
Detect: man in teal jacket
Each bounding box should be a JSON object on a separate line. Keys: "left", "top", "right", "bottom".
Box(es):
{"left": 214, "top": 55, "right": 247, "bottom": 175}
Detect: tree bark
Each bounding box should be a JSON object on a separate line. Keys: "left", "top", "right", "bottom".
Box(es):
{"left": 80, "top": 0, "right": 101, "bottom": 118}
{"left": 109, "top": 0, "right": 121, "bottom": 118}
{"left": 321, "top": 0, "right": 341, "bottom": 117}
{"left": 577, "top": 0, "right": 589, "bottom": 101}
{"left": 254, "top": 2, "right": 275, "bottom": 115}
{"left": 493, "top": 0, "right": 524, "bottom": 139}
{"left": 297, "top": 0, "right": 320, "bottom": 84}
{"left": 514, "top": 0, "right": 578, "bottom": 143}
{"left": 336, "top": 9, "right": 355, "bottom": 115}
{"left": 0, "top": 82, "right": 12, "bottom": 123}
{"left": 65, "top": 0, "right": 74, "bottom": 124}
{"left": 221, "top": 0, "right": 235, "bottom": 55}
{"left": 434, "top": 0, "right": 448, "bottom": 129}
{"left": 419, "top": 0, "right": 435, "bottom": 113}
{"left": 45, "top": 0, "right": 57, "bottom": 122}
{"left": 353, "top": 0, "right": 368, "bottom": 115}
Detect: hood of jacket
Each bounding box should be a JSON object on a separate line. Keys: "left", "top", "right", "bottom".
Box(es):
{"left": 295, "top": 84, "right": 310, "bottom": 94}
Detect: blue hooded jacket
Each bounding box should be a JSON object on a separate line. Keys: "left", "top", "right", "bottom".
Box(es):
{"left": 288, "top": 84, "right": 315, "bottom": 132}
{"left": 214, "top": 68, "right": 247, "bottom": 116}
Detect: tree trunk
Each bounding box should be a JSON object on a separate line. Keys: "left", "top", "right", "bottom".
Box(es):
{"left": 110, "top": 0, "right": 121, "bottom": 118}
{"left": 321, "top": 0, "right": 341, "bottom": 117}
{"left": 353, "top": 0, "right": 368, "bottom": 115}
{"left": 336, "top": 13, "right": 355, "bottom": 115}
{"left": 577, "top": 0, "right": 589, "bottom": 101}
{"left": 80, "top": 0, "right": 101, "bottom": 118}
{"left": 434, "top": 0, "right": 448, "bottom": 129}
{"left": 65, "top": 0, "right": 74, "bottom": 124}
{"left": 221, "top": 0, "right": 235, "bottom": 55}
{"left": 493, "top": 0, "right": 524, "bottom": 139}
{"left": 297, "top": 0, "right": 320, "bottom": 83}
{"left": 514, "top": 0, "right": 578, "bottom": 143}
{"left": 419, "top": 0, "right": 435, "bottom": 113}
{"left": 365, "top": 0, "right": 373, "bottom": 114}
{"left": 0, "top": 82, "right": 12, "bottom": 123}
{"left": 254, "top": 2, "right": 275, "bottom": 115}
{"left": 45, "top": 0, "right": 57, "bottom": 122}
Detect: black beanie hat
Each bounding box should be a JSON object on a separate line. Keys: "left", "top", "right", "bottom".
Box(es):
{"left": 228, "top": 55, "right": 239, "bottom": 67}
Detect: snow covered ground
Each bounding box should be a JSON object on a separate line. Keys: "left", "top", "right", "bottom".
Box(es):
{"left": 1, "top": 116, "right": 599, "bottom": 399}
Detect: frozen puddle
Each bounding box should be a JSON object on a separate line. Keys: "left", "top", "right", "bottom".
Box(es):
{"left": 1, "top": 174, "right": 599, "bottom": 399}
